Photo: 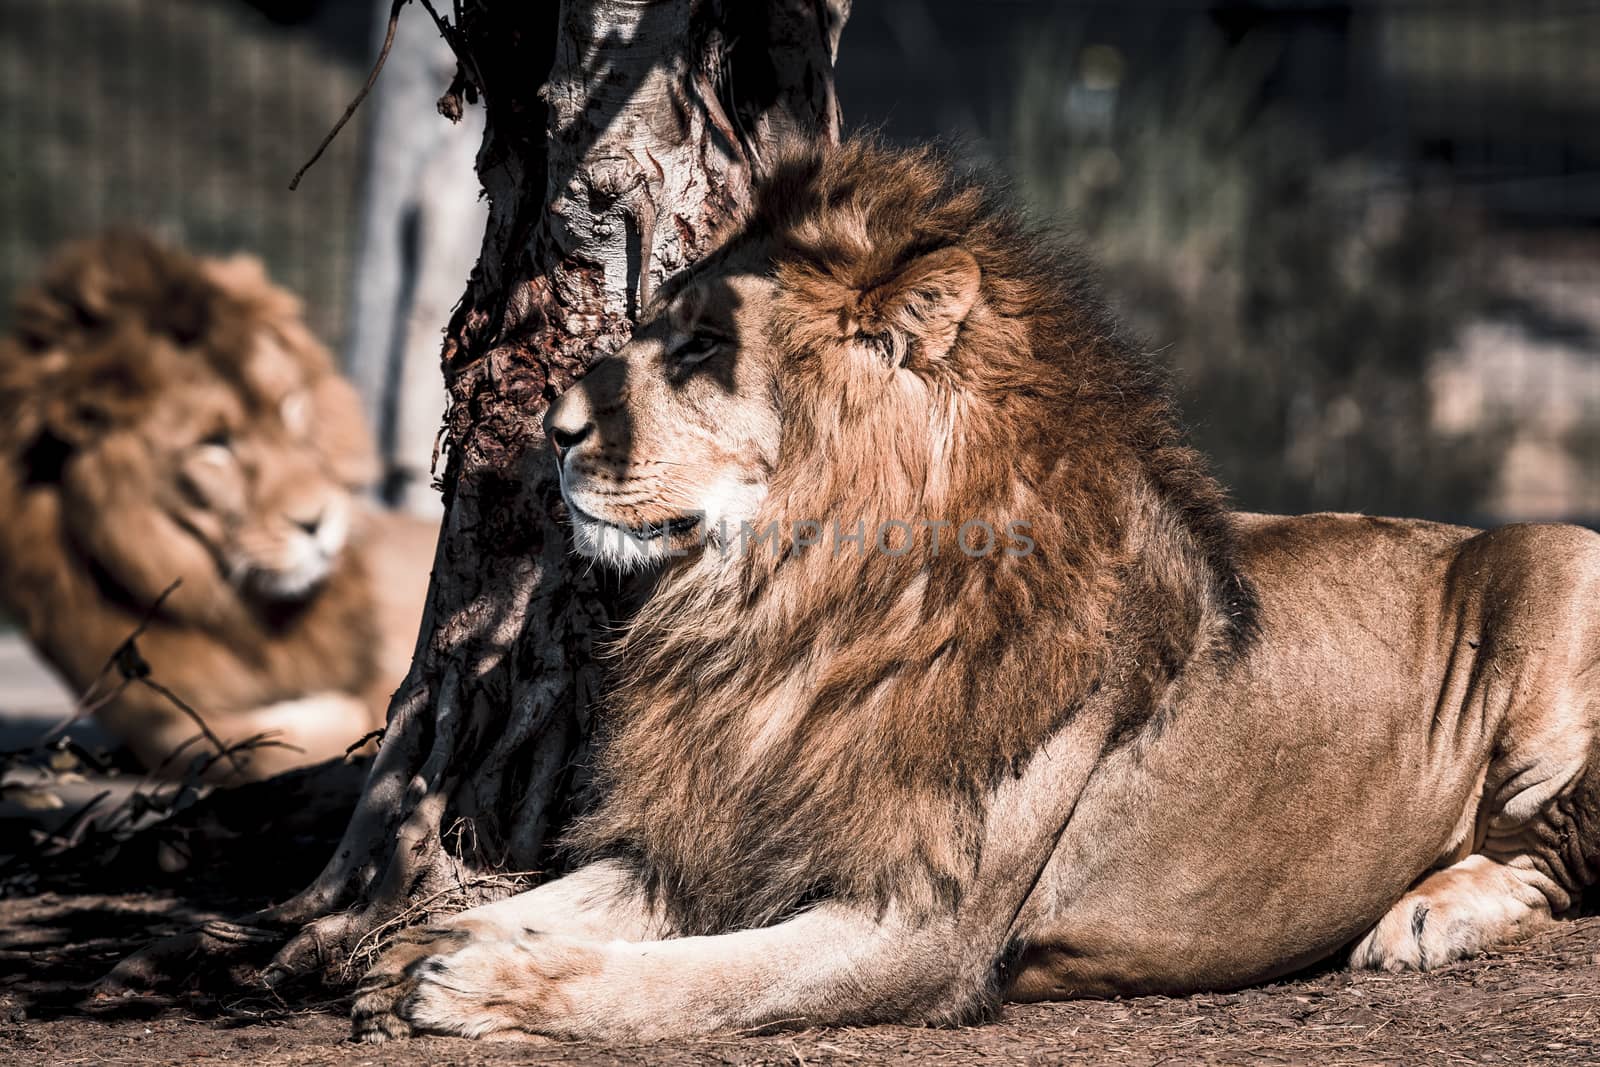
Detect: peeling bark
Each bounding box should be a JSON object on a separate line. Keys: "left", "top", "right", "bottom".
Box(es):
{"left": 103, "top": 0, "right": 848, "bottom": 994}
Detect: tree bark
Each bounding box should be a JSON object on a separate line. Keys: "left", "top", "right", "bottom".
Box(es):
{"left": 104, "top": 0, "right": 848, "bottom": 993}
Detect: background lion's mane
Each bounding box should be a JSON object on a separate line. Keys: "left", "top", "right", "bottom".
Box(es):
{"left": 571, "top": 140, "right": 1259, "bottom": 935}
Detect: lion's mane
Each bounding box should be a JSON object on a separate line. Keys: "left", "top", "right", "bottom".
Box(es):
{"left": 570, "top": 140, "right": 1257, "bottom": 935}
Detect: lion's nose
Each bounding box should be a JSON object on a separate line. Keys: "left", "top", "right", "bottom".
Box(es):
{"left": 545, "top": 406, "right": 594, "bottom": 459}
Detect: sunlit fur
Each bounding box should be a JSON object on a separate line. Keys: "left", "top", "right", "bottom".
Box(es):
{"left": 564, "top": 139, "right": 1258, "bottom": 935}
{"left": 0, "top": 234, "right": 436, "bottom": 778}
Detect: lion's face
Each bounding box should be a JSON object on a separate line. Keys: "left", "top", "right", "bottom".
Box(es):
{"left": 545, "top": 267, "right": 785, "bottom": 570}
{"left": 63, "top": 343, "right": 364, "bottom": 605}
{"left": 545, "top": 235, "right": 983, "bottom": 571}
{"left": 4, "top": 237, "right": 378, "bottom": 615}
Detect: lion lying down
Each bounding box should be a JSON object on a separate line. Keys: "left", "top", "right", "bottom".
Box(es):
{"left": 0, "top": 234, "right": 436, "bottom": 781}
{"left": 354, "top": 140, "right": 1600, "bottom": 1041}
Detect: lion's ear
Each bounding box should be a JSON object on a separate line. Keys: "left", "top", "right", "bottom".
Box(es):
{"left": 857, "top": 247, "right": 981, "bottom": 365}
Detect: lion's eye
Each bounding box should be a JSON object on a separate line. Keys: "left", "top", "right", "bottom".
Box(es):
{"left": 671, "top": 332, "right": 725, "bottom": 367}
{"left": 192, "top": 429, "right": 235, "bottom": 468}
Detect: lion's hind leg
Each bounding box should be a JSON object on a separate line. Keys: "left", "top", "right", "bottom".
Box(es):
{"left": 1349, "top": 853, "right": 1562, "bottom": 971}
{"left": 1354, "top": 526, "right": 1600, "bottom": 973}
{"left": 1352, "top": 707, "right": 1600, "bottom": 972}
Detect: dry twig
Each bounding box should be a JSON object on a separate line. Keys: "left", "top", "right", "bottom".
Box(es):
{"left": 288, "top": 0, "right": 408, "bottom": 190}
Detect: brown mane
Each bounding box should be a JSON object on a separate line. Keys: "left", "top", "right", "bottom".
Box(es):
{"left": 571, "top": 140, "right": 1256, "bottom": 934}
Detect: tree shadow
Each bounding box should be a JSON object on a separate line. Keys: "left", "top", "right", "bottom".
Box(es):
{"left": 0, "top": 898, "right": 244, "bottom": 1021}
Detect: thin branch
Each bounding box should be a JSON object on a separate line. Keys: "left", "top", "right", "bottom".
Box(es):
{"left": 193, "top": 732, "right": 302, "bottom": 781}
{"left": 27, "top": 788, "right": 110, "bottom": 853}
{"left": 344, "top": 728, "right": 385, "bottom": 760}
{"left": 33, "top": 578, "right": 183, "bottom": 747}
{"left": 417, "top": 0, "right": 485, "bottom": 102}
{"left": 137, "top": 677, "right": 250, "bottom": 780}
{"left": 289, "top": 0, "right": 408, "bottom": 191}
{"left": 146, "top": 731, "right": 210, "bottom": 780}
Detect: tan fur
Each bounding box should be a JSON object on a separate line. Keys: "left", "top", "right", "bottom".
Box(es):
{"left": 354, "top": 140, "right": 1600, "bottom": 1043}
{"left": 0, "top": 234, "right": 436, "bottom": 779}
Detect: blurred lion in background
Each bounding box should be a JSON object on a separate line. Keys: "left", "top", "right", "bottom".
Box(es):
{"left": 0, "top": 233, "right": 437, "bottom": 781}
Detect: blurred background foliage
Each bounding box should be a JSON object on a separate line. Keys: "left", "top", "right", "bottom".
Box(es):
{"left": 1009, "top": 21, "right": 1508, "bottom": 518}
{"left": 2, "top": 0, "right": 1598, "bottom": 524}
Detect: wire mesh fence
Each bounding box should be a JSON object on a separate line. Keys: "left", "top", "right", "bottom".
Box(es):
{"left": 0, "top": 0, "right": 368, "bottom": 345}
{"left": 848, "top": 0, "right": 1600, "bottom": 524}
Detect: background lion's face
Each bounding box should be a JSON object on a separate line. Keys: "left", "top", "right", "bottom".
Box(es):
{"left": 544, "top": 268, "right": 783, "bottom": 570}
{"left": 3, "top": 235, "right": 379, "bottom": 616}
{"left": 62, "top": 343, "right": 367, "bottom": 607}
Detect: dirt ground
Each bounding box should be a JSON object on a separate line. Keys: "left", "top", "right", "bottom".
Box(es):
{"left": 0, "top": 890, "right": 1595, "bottom": 1066}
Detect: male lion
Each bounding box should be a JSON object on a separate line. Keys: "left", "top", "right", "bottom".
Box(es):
{"left": 0, "top": 234, "right": 437, "bottom": 780}
{"left": 354, "top": 140, "right": 1600, "bottom": 1042}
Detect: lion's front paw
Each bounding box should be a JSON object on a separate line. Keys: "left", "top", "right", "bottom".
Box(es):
{"left": 351, "top": 926, "right": 593, "bottom": 1043}
{"left": 350, "top": 926, "right": 471, "bottom": 1044}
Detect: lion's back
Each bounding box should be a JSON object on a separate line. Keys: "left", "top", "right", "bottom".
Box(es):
{"left": 1236, "top": 512, "right": 1600, "bottom": 655}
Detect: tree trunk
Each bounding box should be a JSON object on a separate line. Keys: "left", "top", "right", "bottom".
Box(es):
{"left": 104, "top": 0, "right": 848, "bottom": 994}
